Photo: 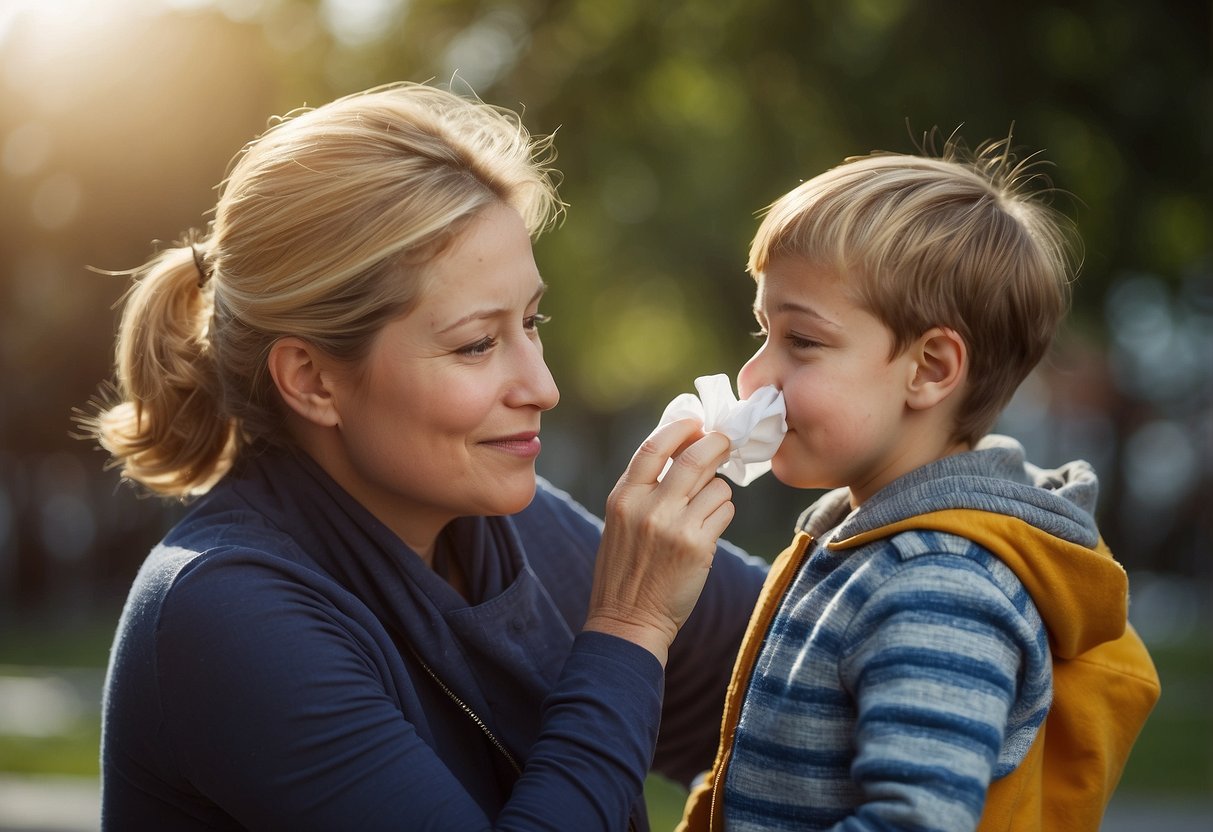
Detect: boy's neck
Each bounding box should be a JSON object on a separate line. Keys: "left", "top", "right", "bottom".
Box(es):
{"left": 847, "top": 429, "right": 972, "bottom": 509}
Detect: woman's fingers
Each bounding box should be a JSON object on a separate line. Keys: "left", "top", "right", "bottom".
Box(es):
{"left": 686, "top": 476, "right": 733, "bottom": 527}
{"left": 620, "top": 418, "right": 706, "bottom": 486}
{"left": 697, "top": 487, "right": 736, "bottom": 541}
{"left": 661, "top": 431, "right": 732, "bottom": 498}
{"left": 586, "top": 420, "right": 739, "bottom": 665}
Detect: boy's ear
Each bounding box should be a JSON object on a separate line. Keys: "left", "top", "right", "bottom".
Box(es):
{"left": 905, "top": 326, "right": 967, "bottom": 411}
{"left": 267, "top": 337, "right": 342, "bottom": 428}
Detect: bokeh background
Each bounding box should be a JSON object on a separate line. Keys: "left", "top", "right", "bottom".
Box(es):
{"left": 0, "top": 0, "right": 1209, "bottom": 829}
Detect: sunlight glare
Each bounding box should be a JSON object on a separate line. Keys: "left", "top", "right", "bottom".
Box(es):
{"left": 31, "top": 172, "right": 83, "bottom": 230}
{"left": 2, "top": 122, "right": 53, "bottom": 177}
{"left": 321, "top": 0, "right": 405, "bottom": 46}
{"left": 1, "top": 0, "right": 157, "bottom": 113}
{"left": 161, "top": 0, "right": 213, "bottom": 10}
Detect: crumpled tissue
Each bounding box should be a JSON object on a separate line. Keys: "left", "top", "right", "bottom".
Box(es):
{"left": 657, "top": 374, "right": 787, "bottom": 486}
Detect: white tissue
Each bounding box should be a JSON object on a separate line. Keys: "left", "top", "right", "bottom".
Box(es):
{"left": 658, "top": 374, "right": 787, "bottom": 486}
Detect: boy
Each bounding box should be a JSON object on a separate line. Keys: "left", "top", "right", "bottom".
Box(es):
{"left": 680, "top": 139, "right": 1160, "bottom": 831}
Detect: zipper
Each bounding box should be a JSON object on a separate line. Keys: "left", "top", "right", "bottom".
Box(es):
{"left": 403, "top": 641, "right": 523, "bottom": 776}
{"left": 407, "top": 642, "right": 639, "bottom": 831}
{"left": 341, "top": 558, "right": 640, "bottom": 829}
{"left": 707, "top": 531, "right": 817, "bottom": 830}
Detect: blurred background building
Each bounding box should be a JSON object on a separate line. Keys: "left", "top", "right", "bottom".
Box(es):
{"left": 0, "top": 0, "right": 1209, "bottom": 828}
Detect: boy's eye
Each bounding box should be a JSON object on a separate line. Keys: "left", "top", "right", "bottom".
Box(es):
{"left": 786, "top": 333, "right": 822, "bottom": 350}
{"left": 456, "top": 336, "right": 496, "bottom": 356}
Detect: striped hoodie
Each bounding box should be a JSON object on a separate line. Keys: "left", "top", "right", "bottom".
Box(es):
{"left": 680, "top": 435, "right": 1160, "bottom": 831}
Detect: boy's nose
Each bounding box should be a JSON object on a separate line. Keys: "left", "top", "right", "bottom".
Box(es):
{"left": 737, "top": 346, "right": 771, "bottom": 399}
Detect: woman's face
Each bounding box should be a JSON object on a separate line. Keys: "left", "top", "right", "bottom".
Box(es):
{"left": 325, "top": 202, "right": 559, "bottom": 554}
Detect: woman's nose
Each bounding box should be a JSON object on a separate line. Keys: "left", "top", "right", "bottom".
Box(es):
{"left": 508, "top": 338, "right": 560, "bottom": 411}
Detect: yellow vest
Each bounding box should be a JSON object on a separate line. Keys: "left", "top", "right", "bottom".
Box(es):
{"left": 680, "top": 509, "right": 1161, "bottom": 831}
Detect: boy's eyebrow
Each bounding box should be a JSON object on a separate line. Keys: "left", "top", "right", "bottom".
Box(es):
{"left": 761, "top": 300, "right": 842, "bottom": 329}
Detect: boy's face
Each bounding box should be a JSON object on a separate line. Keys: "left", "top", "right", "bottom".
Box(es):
{"left": 738, "top": 257, "right": 922, "bottom": 504}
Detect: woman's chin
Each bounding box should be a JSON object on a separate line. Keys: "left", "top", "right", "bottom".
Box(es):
{"left": 482, "top": 474, "right": 539, "bottom": 517}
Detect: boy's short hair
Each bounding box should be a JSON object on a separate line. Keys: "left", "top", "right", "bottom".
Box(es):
{"left": 748, "top": 136, "right": 1079, "bottom": 444}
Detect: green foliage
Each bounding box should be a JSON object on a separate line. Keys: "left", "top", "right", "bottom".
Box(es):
{"left": 1118, "top": 637, "right": 1213, "bottom": 795}
{"left": 0, "top": 723, "right": 101, "bottom": 778}
{"left": 253, "top": 0, "right": 1211, "bottom": 407}
{"left": 0, "top": 621, "right": 115, "bottom": 670}
{"left": 644, "top": 773, "right": 690, "bottom": 832}
{"left": 2, "top": 0, "right": 1209, "bottom": 590}
{"left": 0, "top": 0, "right": 1209, "bottom": 815}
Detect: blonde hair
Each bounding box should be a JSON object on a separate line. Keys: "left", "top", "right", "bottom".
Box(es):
{"left": 748, "top": 136, "right": 1078, "bottom": 444}
{"left": 84, "top": 82, "right": 563, "bottom": 497}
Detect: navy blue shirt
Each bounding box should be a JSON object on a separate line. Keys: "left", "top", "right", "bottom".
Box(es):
{"left": 101, "top": 449, "right": 765, "bottom": 830}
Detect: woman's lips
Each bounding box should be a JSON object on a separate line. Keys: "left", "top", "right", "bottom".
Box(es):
{"left": 481, "top": 432, "right": 542, "bottom": 458}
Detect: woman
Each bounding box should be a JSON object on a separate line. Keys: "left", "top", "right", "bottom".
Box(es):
{"left": 84, "top": 82, "right": 765, "bottom": 830}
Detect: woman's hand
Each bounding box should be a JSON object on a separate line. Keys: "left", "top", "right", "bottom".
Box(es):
{"left": 584, "top": 419, "right": 735, "bottom": 666}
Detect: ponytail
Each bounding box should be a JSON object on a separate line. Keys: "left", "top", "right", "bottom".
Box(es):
{"left": 81, "top": 82, "right": 564, "bottom": 498}
{"left": 84, "top": 243, "right": 237, "bottom": 497}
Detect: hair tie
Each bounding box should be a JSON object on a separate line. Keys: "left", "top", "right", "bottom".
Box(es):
{"left": 191, "top": 243, "right": 212, "bottom": 289}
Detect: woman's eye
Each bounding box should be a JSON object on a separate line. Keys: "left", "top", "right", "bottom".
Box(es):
{"left": 750, "top": 328, "right": 768, "bottom": 340}
{"left": 524, "top": 312, "right": 551, "bottom": 331}
{"left": 457, "top": 314, "right": 548, "bottom": 355}
{"left": 456, "top": 336, "right": 496, "bottom": 356}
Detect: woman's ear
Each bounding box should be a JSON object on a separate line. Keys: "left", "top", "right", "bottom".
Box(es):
{"left": 906, "top": 326, "right": 967, "bottom": 411}
{"left": 267, "top": 337, "right": 342, "bottom": 428}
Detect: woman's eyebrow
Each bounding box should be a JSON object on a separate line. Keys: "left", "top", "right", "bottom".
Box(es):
{"left": 437, "top": 281, "right": 548, "bottom": 334}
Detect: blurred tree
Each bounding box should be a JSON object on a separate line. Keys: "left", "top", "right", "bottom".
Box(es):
{"left": 0, "top": 0, "right": 1208, "bottom": 612}
{"left": 0, "top": 3, "right": 280, "bottom": 609}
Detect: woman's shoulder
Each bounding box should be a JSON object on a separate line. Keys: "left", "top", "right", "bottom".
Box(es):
{"left": 525, "top": 477, "right": 605, "bottom": 528}
{"left": 121, "top": 491, "right": 343, "bottom": 645}
{"left": 121, "top": 538, "right": 321, "bottom": 648}
{"left": 513, "top": 477, "right": 604, "bottom": 553}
